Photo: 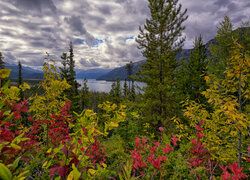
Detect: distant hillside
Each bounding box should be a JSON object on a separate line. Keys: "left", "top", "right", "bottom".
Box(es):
{"left": 5, "top": 64, "right": 111, "bottom": 80}
{"left": 6, "top": 64, "right": 44, "bottom": 79}
{"left": 96, "top": 60, "right": 145, "bottom": 81}
{"left": 96, "top": 49, "right": 194, "bottom": 81}
{"left": 75, "top": 68, "right": 111, "bottom": 79}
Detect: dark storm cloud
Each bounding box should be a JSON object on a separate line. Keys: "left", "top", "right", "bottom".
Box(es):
{"left": 98, "top": 5, "right": 112, "bottom": 15}
{"left": 86, "top": 14, "right": 106, "bottom": 25}
{"left": 214, "top": 0, "right": 231, "bottom": 7}
{"left": 64, "top": 15, "right": 96, "bottom": 46}
{"left": 79, "top": 58, "right": 101, "bottom": 67}
{"left": 64, "top": 15, "right": 87, "bottom": 35}
{"left": 10, "top": 0, "right": 57, "bottom": 14}
{"left": 106, "top": 23, "right": 138, "bottom": 32}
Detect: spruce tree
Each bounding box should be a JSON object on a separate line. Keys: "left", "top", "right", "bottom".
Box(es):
{"left": 60, "top": 41, "right": 81, "bottom": 113}
{"left": 129, "top": 79, "right": 136, "bottom": 102}
{"left": 0, "top": 52, "right": 5, "bottom": 69}
{"left": 209, "top": 16, "right": 234, "bottom": 78}
{"left": 114, "top": 77, "right": 122, "bottom": 104}
{"left": 126, "top": 61, "right": 133, "bottom": 92}
{"left": 136, "top": 0, "right": 187, "bottom": 130}
{"left": 179, "top": 35, "right": 208, "bottom": 102}
{"left": 59, "top": 52, "right": 69, "bottom": 80}
{"left": 109, "top": 77, "right": 122, "bottom": 104}
{"left": 123, "top": 78, "right": 129, "bottom": 98}
{"left": 80, "top": 78, "right": 91, "bottom": 110}
{"left": 18, "top": 61, "right": 24, "bottom": 100}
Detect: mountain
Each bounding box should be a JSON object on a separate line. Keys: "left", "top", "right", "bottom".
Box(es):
{"left": 96, "top": 49, "right": 194, "bottom": 81}
{"left": 96, "top": 60, "right": 145, "bottom": 81}
{"left": 75, "top": 68, "right": 111, "bottom": 79}
{"left": 6, "top": 63, "right": 111, "bottom": 80}
{"left": 6, "top": 64, "right": 44, "bottom": 79}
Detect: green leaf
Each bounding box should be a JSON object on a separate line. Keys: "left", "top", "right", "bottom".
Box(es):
{"left": 0, "top": 163, "right": 12, "bottom": 180}
{"left": 10, "top": 143, "right": 21, "bottom": 150}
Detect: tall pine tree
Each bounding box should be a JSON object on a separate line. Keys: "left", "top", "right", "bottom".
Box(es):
{"left": 18, "top": 61, "right": 24, "bottom": 100}
{"left": 80, "top": 78, "right": 91, "bottom": 110}
{"left": 179, "top": 35, "right": 208, "bottom": 102}
{"left": 126, "top": 61, "right": 133, "bottom": 92}
{"left": 136, "top": 0, "right": 187, "bottom": 130}
{"left": 59, "top": 52, "right": 69, "bottom": 80}
{"left": 60, "top": 42, "right": 80, "bottom": 113}
{"left": 209, "top": 16, "right": 234, "bottom": 79}
{"left": 0, "top": 52, "right": 4, "bottom": 69}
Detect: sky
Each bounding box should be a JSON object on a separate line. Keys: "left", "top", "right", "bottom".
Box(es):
{"left": 0, "top": 0, "right": 249, "bottom": 70}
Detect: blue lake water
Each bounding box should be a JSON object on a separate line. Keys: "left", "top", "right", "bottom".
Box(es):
{"left": 76, "top": 79, "right": 146, "bottom": 93}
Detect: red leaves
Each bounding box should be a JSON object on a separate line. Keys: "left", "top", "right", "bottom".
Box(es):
{"left": 159, "top": 127, "right": 164, "bottom": 132}
{"left": 191, "top": 139, "right": 198, "bottom": 145}
{"left": 49, "top": 165, "right": 68, "bottom": 177}
{"left": 220, "top": 162, "right": 248, "bottom": 180}
{"left": 197, "top": 132, "right": 204, "bottom": 139}
{"left": 130, "top": 136, "right": 174, "bottom": 178}
{"left": 171, "top": 135, "right": 178, "bottom": 146}
{"left": 195, "top": 125, "right": 204, "bottom": 131}
{"left": 162, "top": 144, "right": 173, "bottom": 154}
{"left": 142, "top": 136, "right": 147, "bottom": 144}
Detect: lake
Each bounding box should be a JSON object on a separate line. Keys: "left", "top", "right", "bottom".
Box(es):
{"left": 76, "top": 79, "right": 146, "bottom": 93}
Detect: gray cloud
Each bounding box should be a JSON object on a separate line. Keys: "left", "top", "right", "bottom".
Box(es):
{"left": 9, "top": 0, "right": 57, "bottom": 15}
{"left": 64, "top": 15, "right": 87, "bottom": 35}
{"left": 80, "top": 58, "right": 101, "bottom": 67}
{"left": 98, "top": 5, "right": 112, "bottom": 15}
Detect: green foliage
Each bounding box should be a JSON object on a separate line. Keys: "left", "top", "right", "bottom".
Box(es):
{"left": 102, "top": 135, "right": 130, "bottom": 176}
{"left": 136, "top": 0, "right": 188, "bottom": 130}
{"left": 178, "top": 35, "right": 208, "bottom": 103}
{"left": 17, "top": 61, "right": 24, "bottom": 101}
{"left": 0, "top": 52, "right": 4, "bottom": 69}
{"left": 59, "top": 42, "right": 81, "bottom": 113}
{"left": 80, "top": 78, "right": 91, "bottom": 110}
{"left": 59, "top": 52, "right": 69, "bottom": 80}
{"left": 109, "top": 77, "right": 122, "bottom": 104}
{"left": 209, "top": 16, "right": 234, "bottom": 79}
{"left": 123, "top": 79, "right": 129, "bottom": 98}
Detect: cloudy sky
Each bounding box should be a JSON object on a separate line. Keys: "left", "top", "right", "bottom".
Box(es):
{"left": 0, "top": 0, "right": 249, "bottom": 70}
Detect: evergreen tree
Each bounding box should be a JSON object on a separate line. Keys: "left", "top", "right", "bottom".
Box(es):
{"left": 0, "top": 52, "right": 5, "bottom": 69}
{"left": 109, "top": 82, "right": 116, "bottom": 102}
{"left": 109, "top": 77, "right": 122, "bottom": 104}
{"left": 123, "top": 78, "right": 129, "bottom": 98}
{"left": 114, "top": 77, "right": 122, "bottom": 104}
{"left": 68, "top": 41, "right": 76, "bottom": 84}
{"left": 126, "top": 61, "right": 133, "bottom": 92}
{"left": 179, "top": 35, "right": 208, "bottom": 102}
{"left": 60, "top": 41, "right": 81, "bottom": 113}
{"left": 59, "top": 52, "right": 69, "bottom": 80}
{"left": 136, "top": 0, "right": 187, "bottom": 130}
{"left": 209, "top": 16, "right": 234, "bottom": 78}
{"left": 18, "top": 61, "right": 24, "bottom": 100}
{"left": 129, "top": 79, "right": 136, "bottom": 102}
{"left": 80, "top": 78, "right": 91, "bottom": 110}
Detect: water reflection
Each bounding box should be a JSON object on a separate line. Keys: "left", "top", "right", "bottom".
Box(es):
{"left": 76, "top": 79, "right": 145, "bottom": 93}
